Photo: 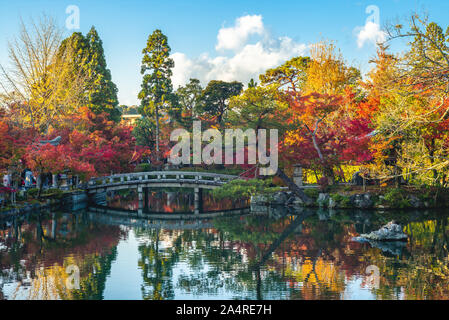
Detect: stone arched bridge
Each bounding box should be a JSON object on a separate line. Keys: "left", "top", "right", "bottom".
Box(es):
{"left": 87, "top": 171, "right": 240, "bottom": 214}
{"left": 87, "top": 171, "right": 239, "bottom": 193}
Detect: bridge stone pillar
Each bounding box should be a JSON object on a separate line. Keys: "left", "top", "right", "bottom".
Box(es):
{"left": 51, "top": 213, "right": 57, "bottom": 239}
{"left": 167, "top": 191, "right": 175, "bottom": 207}
{"left": 144, "top": 187, "right": 149, "bottom": 211}
{"left": 52, "top": 174, "right": 58, "bottom": 188}
{"left": 194, "top": 188, "right": 203, "bottom": 214}
{"left": 138, "top": 186, "right": 143, "bottom": 216}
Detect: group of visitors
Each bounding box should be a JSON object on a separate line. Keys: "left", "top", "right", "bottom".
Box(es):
{"left": 2, "top": 169, "right": 37, "bottom": 189}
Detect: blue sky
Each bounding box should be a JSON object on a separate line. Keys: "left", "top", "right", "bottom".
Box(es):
{"left": 1, "top": 0, "right": 449, "bottom": 106}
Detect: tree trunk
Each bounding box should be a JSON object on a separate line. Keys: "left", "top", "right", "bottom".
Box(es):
{"left": 275, "top": 168, "right": 312, "bottom": 205}
{"left": 37, "top": 173, "right": 44, "bottom": 200}
{"left": 155, "top": 105, "right": 160, "bottom": 159}
{"left": 255, "top": 123, "right": 261, "bottom": 179}
{"left": 311, "top": 133, "right": 324, "bottom": 162}
{"left": 428, "top": 141, "right": 439, "bottom": 186}
{"left": 394, "top": 165, "right": 401, "bottom": 188}
{"left": 311, "top": 131, "right": 334, "bottom": 184}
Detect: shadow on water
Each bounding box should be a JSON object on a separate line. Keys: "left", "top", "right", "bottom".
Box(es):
{"left": 1, "top": 200, "right": 449, "bottom": 300}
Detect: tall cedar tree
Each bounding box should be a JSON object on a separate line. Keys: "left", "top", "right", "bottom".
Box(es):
{"left": 85, "top": 27, "right": 121, "bottom": 122}
{"left": 138, "top": 29, "right": 174, "bottom": 154}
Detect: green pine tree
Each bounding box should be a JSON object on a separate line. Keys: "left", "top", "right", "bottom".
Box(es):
{"left": 59, "top": 27, "right": 121, "bottom": 122}
{"left": 169, "top": 78, "right": 203, "bottom": 130}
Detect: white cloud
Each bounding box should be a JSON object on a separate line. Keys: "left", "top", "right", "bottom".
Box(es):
{"left": 216, "top": 15, "right": 264, "bottom": 52}
{"left": 355, "top": 21, "right": 386, "bottom": 48}
{"left": 171, "top": 15, "right": 308, "bottom": 89}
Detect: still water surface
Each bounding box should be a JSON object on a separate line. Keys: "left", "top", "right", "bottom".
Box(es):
{"left": 0, "top": 191, "right": 449, "bottom": 300}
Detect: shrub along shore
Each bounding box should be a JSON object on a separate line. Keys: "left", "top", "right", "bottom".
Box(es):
{"left": 250, "top": 186, "right": 449, "bottom": 210}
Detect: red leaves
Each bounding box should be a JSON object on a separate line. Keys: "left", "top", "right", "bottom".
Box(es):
{"left": 60, "top": 121, "right": 142, "bottom": 176}
{"left": 338, "top": 117, "right": 374, "bottom": 164}
{"left": 283, "top": 90, "right": 374, "bottom": 177}
{"left": 16, "top": 107, "right": 148, "bottom": 181}
{"left": 25, "top": 143, "right": 67, "bottom": 175}
{"left": 284, "top": 92, "right": 343, "bottom": 169}
{"left": 287, "top": 91, "right": 343, "bottom": 128}
{"left": 0, "top": 186, "right": 16, "bottom": 194}
{"left": 0, "top": 116, "right": 38, "bottom": 173}
{"left": 0, "top": 120, "right": 13, "bottom": 170}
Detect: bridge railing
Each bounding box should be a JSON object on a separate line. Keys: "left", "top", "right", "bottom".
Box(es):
{"left": 87, "top": 171, "right": 239, "bottom": 188}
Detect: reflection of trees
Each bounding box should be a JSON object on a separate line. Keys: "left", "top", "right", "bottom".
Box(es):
{"left": 367, "top": 218, "right": 449, "bottom": 300}
{"left": 69, "top": 247, "right": 118, "bottom": 300}
{"left": 3, "top": 207, "right": 449, "bottom": 300}
{"left": 201, "top": 190, "right": 248, "bottom": 212}
{"left": 177, "top": 228, "right": 250, "bottom": 298}
{"left": 173, "top": 214, "right": 317, "bottom": 299}
{"left": 216, "top": 213, "right": 352, "bottom": 299}
{"left": 282, "top": 214, "right": 360, "bottom": 299}
{"left": 172, "top": 211, "right": 449, "bottom": 300}
{"left": 135, "top": 228, "right": 181, "bottom": 300}
{"left": 0, "top": 211, "right": 123, "bottom": 299}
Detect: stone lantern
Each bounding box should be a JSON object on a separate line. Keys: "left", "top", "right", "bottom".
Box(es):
{"left": 59, "top": 170, "right": 70, "bottom": 191}
{"left": 38, "top": 136, "right": 62, "bottom": 190}
{"left": 293, "top": 164, "right": 303, "bottom": 187}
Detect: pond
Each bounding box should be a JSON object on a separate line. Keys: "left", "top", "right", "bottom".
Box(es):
{"left": 0, "top": 192, "right": 449, "bottom": 300}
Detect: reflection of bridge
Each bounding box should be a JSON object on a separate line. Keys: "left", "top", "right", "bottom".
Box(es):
{"left": 88, "top": 211, "right": 215, "bottom": 229}
{"left": 88, "top": 205, "right": 250, "bottom": 220}
{"left": 87, "top": 171, "right": 240, "bottom": 215}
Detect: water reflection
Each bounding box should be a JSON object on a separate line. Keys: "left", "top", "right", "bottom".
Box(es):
{"left": 0, "top": 211, "right": 125, "bottom": 299}
{"left": 107, "top": 189, "right": 248, "bottom": 213}
{"left": 1, "top": 205, "right": 449, "bottom": 300}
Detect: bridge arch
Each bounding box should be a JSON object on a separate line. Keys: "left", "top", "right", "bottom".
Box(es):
{"left": 87, "top": 171, "right": 241, "bottom": 215}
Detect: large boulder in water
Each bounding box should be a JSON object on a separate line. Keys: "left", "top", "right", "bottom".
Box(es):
{"left": 357, "top": 221, "right": 408, "bottom": 241}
